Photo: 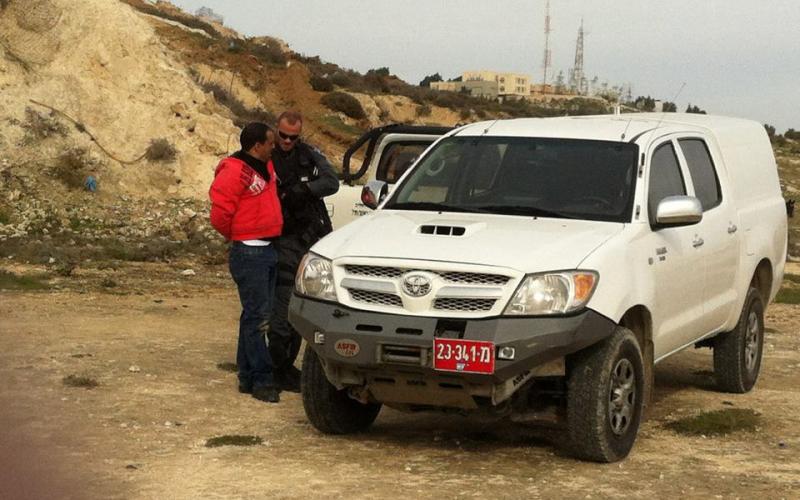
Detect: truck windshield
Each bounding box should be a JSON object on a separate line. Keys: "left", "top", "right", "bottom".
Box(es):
{"left": 385, "top": 137, "right": 639, "bottom": 223}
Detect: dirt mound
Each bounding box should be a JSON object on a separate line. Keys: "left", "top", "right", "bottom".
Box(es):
{"left": 0, "top": 0, "right": 238, "bottom": 200}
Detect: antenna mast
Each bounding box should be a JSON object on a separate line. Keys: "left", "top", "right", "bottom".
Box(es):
{"left": 542, "top": 0, "right": 552, "bottom": 92}
{"left": 569, "top": 19, "right": 587, "bottom": 95}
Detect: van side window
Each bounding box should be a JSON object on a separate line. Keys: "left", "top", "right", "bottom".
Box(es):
{"left": 679, "top": 138, "right": 722, "bottom": 210}
{"left": 648, "top": 142, "right": 686, "bottom": 223}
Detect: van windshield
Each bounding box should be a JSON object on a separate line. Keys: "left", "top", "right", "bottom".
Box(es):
{"left": 384, "top": 136, "right": 639, "bottom": 223}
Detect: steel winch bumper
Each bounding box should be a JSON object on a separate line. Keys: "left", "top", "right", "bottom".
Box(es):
{"left": 289, "top": 295, "right": 617, "bottom": 409}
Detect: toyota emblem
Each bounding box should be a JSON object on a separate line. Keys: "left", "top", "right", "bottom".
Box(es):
{"left": 402, "top": 273, "right": 432, "bottom": 297}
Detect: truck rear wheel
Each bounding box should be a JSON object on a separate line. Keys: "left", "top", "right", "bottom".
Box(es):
{"left": 301, "top": 345, "right": 381, "bottom": 434}
{"left": 566, "top": 326, "right": 644, "bottom": 463}
{"left": 713, "top": 287, "right": 764, "bottom": 393}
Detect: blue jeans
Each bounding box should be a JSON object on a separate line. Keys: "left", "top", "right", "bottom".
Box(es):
{"left": 228, "top": 242, "right": 278, "bottom": 389}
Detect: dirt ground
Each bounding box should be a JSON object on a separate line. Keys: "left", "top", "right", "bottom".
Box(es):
{"left": 0, "top": 263, "right": 798, "bottom": 499}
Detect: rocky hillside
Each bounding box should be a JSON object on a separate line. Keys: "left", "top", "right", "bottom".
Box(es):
{"left": 0, "top": 0, "right": 796, "bottom": 268}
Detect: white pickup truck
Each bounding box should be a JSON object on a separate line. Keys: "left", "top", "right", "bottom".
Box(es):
{"left": 296, "top": 114, "right": 787, "bottom": 462}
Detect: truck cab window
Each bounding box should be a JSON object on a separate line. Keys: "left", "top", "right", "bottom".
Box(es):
{"left": 648, "top": 142, "right": 686, "bottom": 224}
{"left": 679, "top": 138, "right": 722, "bottom": 210}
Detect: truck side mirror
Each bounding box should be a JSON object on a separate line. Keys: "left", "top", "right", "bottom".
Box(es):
{"left": 361, "top": 180, "right": 388, "bottom": 210}
{"left": 654, "top": 195, "right": 703, "bottom": 228}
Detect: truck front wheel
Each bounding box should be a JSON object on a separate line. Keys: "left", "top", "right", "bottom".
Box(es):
{"left": 301, "top": 345, "right": 381, "bottom": 434}
{"left": 713, "top": 287, "right": 764, "bottom": 393}
{"left": 566, "top": 327, "right": 645, "bottom": 462}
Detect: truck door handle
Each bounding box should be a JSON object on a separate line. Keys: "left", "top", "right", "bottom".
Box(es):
{"left": 692, "top": 237, "right": 705, "bottom": 248}
{"left": 728, "top": 224, "right": 738, "bottom": 234}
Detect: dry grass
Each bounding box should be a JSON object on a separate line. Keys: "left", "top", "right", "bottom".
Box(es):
{"left": 62, "top": 374, "right": 99, "bottom": 389}
{"left": 145, "top": 138, "right": 178, "bottom": 163}
{"left": 0, "top": 270, "right": 50, "bottom": 290}
{"left": 21, "top": 107, "right": 69, "bottom": 144}
{"left": 205, "top": 435, "right": 263, "bottom": 448}
{"left": 49, "top": 148, "right": 94, "bottom": 190}
{"left": 197, "top": 80, "right": 275, "bottom": 128}
{"left": 216, "top": 362, "right": 238, "bottom": 373}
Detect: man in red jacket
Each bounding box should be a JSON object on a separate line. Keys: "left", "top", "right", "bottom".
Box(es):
{"left": 209, "top": 123, "right": 284, "bottom": 403}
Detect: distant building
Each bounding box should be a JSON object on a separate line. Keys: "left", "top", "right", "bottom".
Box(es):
{"left": 431, "top": 70, "right": 531, "bottom": 100}
{"left": 196, "top": 6, "right": 223, "bottom": 24}
{"left": 463, "top": 70, "right": 531, "bottom": 98}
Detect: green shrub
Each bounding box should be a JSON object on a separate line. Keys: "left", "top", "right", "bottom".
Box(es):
{"left": 145, "top": 138, "right": 178, "bottom": 163}
{"left": 416, "top": 104, "right": 432, "bottom": 117}
{"left": 310, "top": 75, "right": 334, "bottom": 92}
{"left": 329, "top": 71, "right": 355, "bottom": 89}
{"left": 248, "top": 38, "right": 286, "bottom": 66}
{"left": 321, "top": 92, "right": 366, "bottom": 120}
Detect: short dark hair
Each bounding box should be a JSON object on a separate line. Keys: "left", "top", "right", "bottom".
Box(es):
{"left": 277, "top": 111, "right": 303, "bottom": 126}
{"left": 240, "top": 122, "right": 271, "bottom": 151}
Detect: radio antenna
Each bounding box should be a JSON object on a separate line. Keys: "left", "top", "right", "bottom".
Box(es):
{"left": 639, "top": 82, "right": 687, "bottom": 144}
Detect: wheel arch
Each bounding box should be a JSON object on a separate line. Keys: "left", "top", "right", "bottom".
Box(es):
{"left": 751, "top": 258, "right": 773, "bottom": 304}
{"left": 619, "top": 305, "right": 655, "bottom": 409}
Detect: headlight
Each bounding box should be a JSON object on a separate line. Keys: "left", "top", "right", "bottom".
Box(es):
{"left": 295, "top": 253, "right": 338, "bottom": 302}
{"left": 503, "top": 271, "right": 598, "bottom": 316}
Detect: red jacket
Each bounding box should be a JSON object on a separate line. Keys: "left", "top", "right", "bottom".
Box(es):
{"left": 209, "top": 155, "right": 283, "bottom": 241}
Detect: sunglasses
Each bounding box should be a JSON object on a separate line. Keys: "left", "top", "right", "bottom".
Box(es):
{"left": 278, "top": 130, "right": 300, "bottom": 142}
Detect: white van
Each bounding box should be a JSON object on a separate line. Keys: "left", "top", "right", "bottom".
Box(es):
{"left": 290, "top": 114, "right": 787, "bottom": 462}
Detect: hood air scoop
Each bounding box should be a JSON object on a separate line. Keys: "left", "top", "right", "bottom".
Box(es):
{"left": 419, "top": 225, "right": 466, "bottom": 236}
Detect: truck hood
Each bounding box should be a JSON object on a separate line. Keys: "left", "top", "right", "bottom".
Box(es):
{"left": 313, "top": 210, "right": 624, "bottom": 273}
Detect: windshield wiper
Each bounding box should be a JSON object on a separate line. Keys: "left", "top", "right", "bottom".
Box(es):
{"left": 386, "top": 202, "right": 488, "bottom": 214}
{"left": 475, "top": 205, "right": 577, "bottom": 219}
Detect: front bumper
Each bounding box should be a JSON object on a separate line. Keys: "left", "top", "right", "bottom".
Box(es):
{"left": 289, "top": 294, "right": 617, "bottom": 383}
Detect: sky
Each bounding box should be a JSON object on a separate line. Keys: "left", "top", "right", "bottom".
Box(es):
{"left": 168, "top": 0, "right": 799, "bottom": 132}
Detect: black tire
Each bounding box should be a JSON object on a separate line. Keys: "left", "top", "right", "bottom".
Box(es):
{"left": 713, "top": 287, "right": 764, "bottom": 393}
{"left": 301, "top": 345, "right": 381, "bottom": 434}
{"left": 566, "top": 326, "right": 645, "bottom": 463}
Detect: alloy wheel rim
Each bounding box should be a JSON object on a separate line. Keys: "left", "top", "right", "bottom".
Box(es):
{"left": 744, "top": 311, "right": 760, "bottom": 373}
{"left": 608, "top": 358, "right": 636, "bottom": 436}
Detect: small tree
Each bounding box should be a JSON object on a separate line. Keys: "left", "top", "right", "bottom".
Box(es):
{"left": 686, "top": 103, "right": 707, "bottom": 114}
{"left": 419, "top": 73, "right": 443, "bottom": 88}
{"left": 662, "top": 101, "right": 677, "bottom": 112}
{"left": 634, "top": 96, "right": 656, "bottom": 112}
{"left": 367, "top": 67, "right": 390, "bottom": 77}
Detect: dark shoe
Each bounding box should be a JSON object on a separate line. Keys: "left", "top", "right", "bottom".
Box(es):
{"left": 238, "top": 382, "right": 253, "bottom": 394}
{"left": 252, "top": 385, "right": 280, "bottom": 403}
{"left": 276, "top": 366, "right": 301, "bottom": 393}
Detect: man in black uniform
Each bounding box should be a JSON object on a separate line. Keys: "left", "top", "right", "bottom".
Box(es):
{"left": 270, "top": 111, "right": 339, "bottom": 392}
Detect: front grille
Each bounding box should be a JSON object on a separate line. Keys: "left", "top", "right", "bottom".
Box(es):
{"left": 440, "top": 272, "right": 510, "bottom": 285}
{"left": 433, "top": 298, "right": 497, "bottom": 312}
{"left": 345, "top": 265, "right": 403, "bottom": 279}
{"left": 345, "top": 265, "right": 509, "bottom": 285}
{"left": 348, "top": 289, "right": 402, "bottom": 307}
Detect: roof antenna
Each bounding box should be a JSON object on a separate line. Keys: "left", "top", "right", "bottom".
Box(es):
{"left": 655, "top": 81, "right": 686, "bottom": 130}
{"left": 637, "top": 81, "right": 687, "bottom": 144}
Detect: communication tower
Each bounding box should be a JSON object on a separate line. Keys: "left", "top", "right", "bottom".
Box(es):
{"left": 569, "top": 19, "right": 588, "bottom": 95}
{"left": 541, "top": 0, "right": 552, "bottom": 91}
